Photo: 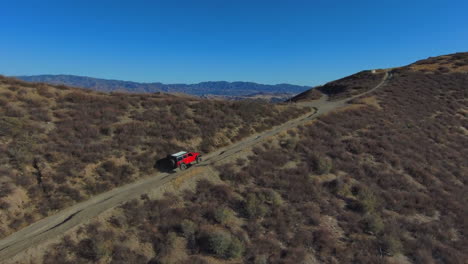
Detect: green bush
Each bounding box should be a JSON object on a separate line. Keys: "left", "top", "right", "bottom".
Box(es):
{"left": 265, "top": 189, "right": 284, "bottom": 206}
{"left": 213, "top": 207, "right": 234, "bottom": 225}
{"left": 380, "top": 234, "right": 402, "bottom": 256}
{"left": 362, "top": 213, "right": 384, "bottom": 234}
{"left": 204, "top": 230, "right": 244, "bottom": 259}
{"left": 316, "top": 155, "right": 333, "bottom": 175}
{"left": 180, "top": 219, "right": 197, "bottom": 238}
{"left": 206, "top": 230, "right": 231, "bottom": 257}
{"left": 357, "top": 187, "right": 379, "bottom": 213}
{"left": 225, "top": 237, "right": 244, "bottom": 259}
{"left": 244, "top": 193, "right": 268, "bottom": 219}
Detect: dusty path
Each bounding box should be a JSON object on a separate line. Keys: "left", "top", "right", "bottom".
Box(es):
{"left": 0, "top": 71, "right": 390, "bottom": 261}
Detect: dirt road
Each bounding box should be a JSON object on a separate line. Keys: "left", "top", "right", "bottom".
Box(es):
{"left": 0, "top": 71, "right": 390, "bottom": 261}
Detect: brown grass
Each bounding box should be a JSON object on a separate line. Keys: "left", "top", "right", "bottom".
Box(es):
{"left": 5, "top": 53, "right": 468, "bottom": 263}
{"left": 0, "top": 75, "right": 309, "bottom": 239}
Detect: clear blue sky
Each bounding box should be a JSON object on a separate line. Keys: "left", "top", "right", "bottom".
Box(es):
{"left": 1, "top": 0, "right": 467, "bottom": 86}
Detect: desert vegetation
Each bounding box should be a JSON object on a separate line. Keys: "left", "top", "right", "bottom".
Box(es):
{"left": 290, "top": 88, "right": 323, "bottom": 102}
{"left": 317, "top": 70, "right": 386, "bottom": 100}
{"left": 34, "top": 54, "right": 467, "bottom": 263}
{"left": 0, "top": 76, "right": 310, "bottom": 239}
{"left": 410, "top": 52, "right": 468, "bottom": 73}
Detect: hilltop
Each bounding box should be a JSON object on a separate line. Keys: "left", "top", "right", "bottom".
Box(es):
{"left": 293, "top": 52, "right": 468, "bottom": 102}
{"left": 2, "top": 52, "right": 467, "bottom": 264}
{"left": 15, "top": 75, "right": 310, "bottom": 98}
{"left": 409, "top": 52, "right": 468, "bottom": 73}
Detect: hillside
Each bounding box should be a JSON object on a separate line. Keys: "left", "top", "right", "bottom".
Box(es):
{"left": 292, "top": 70, "right": 387, "bottom": 102}
{"left": 15, "top": 75, "right": 310, "bottom": 97}
{"left": 409, "top": 52, "right": 468, "bottom": 73}
{"left": 206, "top": 92, "right": 296, "bottom": 103}
{"left": 293, "top": 52, "right": 468, "bottom": 102}
{"left": 0, "top": 76, "right": 310, "bottom": 240}
{"left": 3, "top": 52, "right": 468, "bottom": 264}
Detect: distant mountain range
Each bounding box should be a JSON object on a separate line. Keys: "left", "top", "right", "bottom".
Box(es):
{"left": 15, "top": 75, "right": 310, "bottom": 97}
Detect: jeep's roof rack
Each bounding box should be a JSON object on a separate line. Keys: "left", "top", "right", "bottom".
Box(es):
{"left": 171, "top": 151, "right": 187, "bottom": 157}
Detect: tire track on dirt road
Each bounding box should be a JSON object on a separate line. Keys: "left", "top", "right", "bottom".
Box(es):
{"left": 0, "top": 71, "right": 390, "bottom": 261}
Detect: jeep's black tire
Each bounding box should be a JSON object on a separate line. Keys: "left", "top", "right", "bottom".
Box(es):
{"left": 180, "top": 163, "right": 187, "bottom": 170}
{"left": 170, "top": 159, "right": 176, "bottom": 168}
{"left": 196, "top": 156, "right": 202, "bottom": 164}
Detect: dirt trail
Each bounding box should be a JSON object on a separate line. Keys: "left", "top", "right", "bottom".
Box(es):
{"left": 0, "top": 71, "right": 390, "bottom": 261}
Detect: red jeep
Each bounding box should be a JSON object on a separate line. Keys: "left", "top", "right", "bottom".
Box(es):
{"left": 168, "top": 151, "right": 202, "bottom": 170}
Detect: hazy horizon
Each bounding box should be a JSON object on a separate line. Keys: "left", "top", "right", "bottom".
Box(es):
{"left": 13, "top": 73, "right": 312, "bottom": 87}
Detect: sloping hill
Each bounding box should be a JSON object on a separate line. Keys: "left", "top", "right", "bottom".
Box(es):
{"left": 408, "top": 52, "right": 468, "bottom": 73}
{"left": 289, "top": 87, "right": 323, "bottom": 102}
{"left": 293, "top": 52, "right": 468, "bottom": 103}
{"left": 3, "top": 53, "right": 468, "bottom": 264}
{"left": 292, "top": 70, "right": 387, "bottom": 102}
{"left": 0, "top": 76, "right": 310, "bottom": 240}
{"left": 15, "top": 75, "right": 310, "bottom": 97}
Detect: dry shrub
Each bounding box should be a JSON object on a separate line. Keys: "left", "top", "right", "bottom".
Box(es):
{"left": 199, "top": 229, "right": 245, "bottom": 259}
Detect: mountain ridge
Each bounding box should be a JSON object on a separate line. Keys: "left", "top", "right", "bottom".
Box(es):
{"left": 15, "top": 74, "right": 311, "bottom": 97}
